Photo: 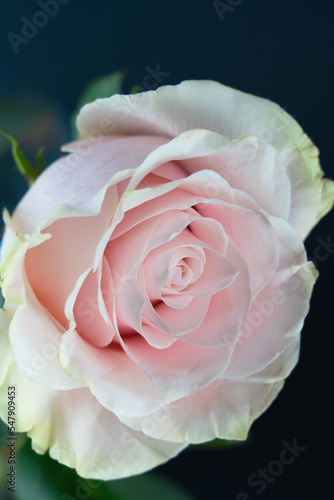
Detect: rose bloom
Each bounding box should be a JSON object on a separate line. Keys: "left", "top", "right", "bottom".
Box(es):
{"left": 0, "top": 81, "right": 333, "bottom": 479}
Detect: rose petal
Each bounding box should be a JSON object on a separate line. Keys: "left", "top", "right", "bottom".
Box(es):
{"left": 9, "top": 275, "right": 84, "bottom": 390}
{"left": 197, "top": 202, "right": 279, "bottom": 297}
{"left": 24, "top": 190, "right": 117, "bottom": 327}
{"left": 117, "top": 376, "right": 283, "bottom": 443}
{"left": 138, "top": 265, "right": 177, "bottom": 349}
{"left": 77, "top": 80, "right": 334, "bottom": 238}
{"left": 117, "top": 338, "right": 299, "bottom": 443}
{"left": 180, "top": 137, "right": 291, "bottom": 220}
{"left": 0, "top": 361, "right": 186, "bottom": 480}
{"left": 121, "top": 333, "right": 234, "bottom": 401}
{"left": 179, "top": 236, "right": 251, "bottom": 346}
{"left": 155, "top": 296, "right": 211, "bottom": 336}
{"left": 11, "top": 135, "right": 169, "bottom": 236}
{"left": 0, "top": 305, "right": 15, "bottom": 386}
{"left": 58, "top": 329, "right": 166, "bottom": 417}
{"left": 73, "top": 258, "right": 115, "bottom": 348}
{"left": 222, "top": 222, "right": 318, "bottom": 379}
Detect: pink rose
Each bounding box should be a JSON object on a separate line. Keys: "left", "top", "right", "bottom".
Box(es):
{"left": 0, "top": 80, "right": 333, "bottom": 479}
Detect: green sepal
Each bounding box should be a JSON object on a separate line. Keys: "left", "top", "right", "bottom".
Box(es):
{"left": 130, "top": 85, "right": 143, "bottom": 94}
{"left": 0, "top": 129, "right": 45, "bottom": 186}
{"left": 35, "top": 146, "right": 46, "bottom": 171}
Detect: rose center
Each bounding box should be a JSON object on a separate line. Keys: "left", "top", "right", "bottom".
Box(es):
{"left": 164, "top": 248, "right": 205, "bottom": 294}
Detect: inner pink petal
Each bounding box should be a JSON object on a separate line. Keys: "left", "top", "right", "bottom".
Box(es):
{"left": 197, "top": 202, "right": 279, "bottom": 296}
{"left": 168, "top": 247, "right": 205, "bottom": 288}
{"left": 136, "top": 160, "right": 187, "bottom": 188}
{"left": 179, "top": 237, "right": 252, "bottom": 346}
{"left": 155, "top": 296, "right": 211, "bottom": 336}
{"left": 137, "top": 265, "right": 176, "bottom": 348}
{"left": 121, "top": 333, "right": 234, "bottom": 400}
{"left": 24, "top": 189, "right": 117, "bottom": 327}
{"left": 182, "top": 247, "right": 239, "bottom": 297}
{"left": 73, "top": 261, "right": 115, "bottom": 348}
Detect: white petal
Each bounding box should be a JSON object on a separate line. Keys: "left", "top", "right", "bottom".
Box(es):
{"left": 0, "top": 361, "right": 186, "bottom": 479}
{"left": 117, "top": 376, "right": 283, "bottom": 443}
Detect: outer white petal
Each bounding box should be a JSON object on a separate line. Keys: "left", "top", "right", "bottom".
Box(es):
{"left": 0, "top": 360, "right": 186, "bottom": 480}
{"left": 0, "top": 304, "right": 16, "bottom": 386}
{"left": 77, "top": 80, "right": 334, "bottom": 238}
{"left": 117, "top": 376, "right": 284, "bottom": 443}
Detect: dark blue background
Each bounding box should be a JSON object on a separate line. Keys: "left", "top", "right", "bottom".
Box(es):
{"left": 1, "top": 1, "right": 333, "bottom": 498}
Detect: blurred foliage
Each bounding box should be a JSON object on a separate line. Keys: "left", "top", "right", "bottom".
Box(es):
{"left": 75, "top": 70, "right": 127, "bottom": 111}
{"left": 71, "top": 69, "right": 127, "bottom": 138}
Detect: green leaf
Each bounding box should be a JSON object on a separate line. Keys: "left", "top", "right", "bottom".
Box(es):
{"left": 0, "top": 129, "right": 44, "bottom": 186}
{"left": 76, "top": 69, "right": 128, "bottom": 110}
{"left": 188, "top": 438, "right": 242, "bottom": 450}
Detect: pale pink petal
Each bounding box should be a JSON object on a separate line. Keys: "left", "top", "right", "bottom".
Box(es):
{"left": 111, "top": 170, "right": 237, "bottom": 241}
{"left": 73, "top": 259, "right": 115, "bottom": 348}
{"left": 141, "top": 324, "right": 177, "bottom": 349}
{"left": 24, "top": 190, "right": 117, "bottom": 327}
{"left": 121, "top": 333, "right": 234, "bottom": 401}
{"left": 179, "top": 236, "right": 251, "bottom": 346}
{"left": 222, "top": 223, "right": 318, "bottom": 379}
{"left": 197, "top": 202, "right": 279, "bottom": 297}
{"left": 181, "top": 137, "right": 291, "bottom": 219}
{"left": 105, "top": 210, "right": 199, "bottom": 332}
{"left": 160, "top": 292, "right": 194, "bottom": 309}
{"left": 155, "top": 296, "right": 211, "bottom": 336}
{"left": 58, "top": 329, "right": 166, "bottom": 417}
{"left": 181, "top": 247, "right": 238, "bottom": 297}
{"left": 138, "top": 265, "right": 177, "bottom": 349}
